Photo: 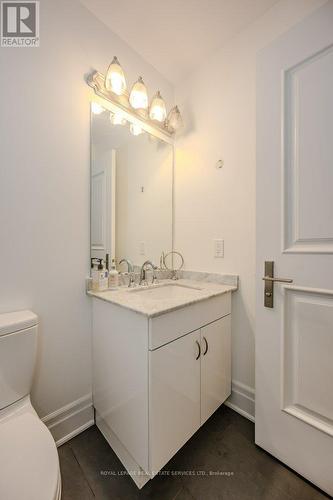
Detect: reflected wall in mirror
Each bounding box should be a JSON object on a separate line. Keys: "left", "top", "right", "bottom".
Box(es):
{"left": 90, "top": 105, "right": 173, "bottom": 271}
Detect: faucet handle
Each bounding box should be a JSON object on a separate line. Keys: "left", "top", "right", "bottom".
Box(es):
{"left": 160, "top": 251, "right": 166, "bottom": 269}
{"left": 128, "top": 271, "right": 136, "bottom": 288}
{"left": 152, "top": 268, "right": 158, "bottom": 285}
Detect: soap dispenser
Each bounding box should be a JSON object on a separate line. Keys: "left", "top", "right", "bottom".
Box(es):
{"left": 91, "top": 259, "right": 108, "bottom": 291}
{"left": 108, "top": 258, "right": 119, "bottom": 289}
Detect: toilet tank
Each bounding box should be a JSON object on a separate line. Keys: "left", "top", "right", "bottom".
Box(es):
{"left": 0, "top": 310, "right": 38, "bottom": 410}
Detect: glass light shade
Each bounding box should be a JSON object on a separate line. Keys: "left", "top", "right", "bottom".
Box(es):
{"left": 129, "top": 76, "right": 148, "bottom": 110}
{"left": 149, "top": 90, "right": 167, "bottom": 122}
{"left": 91, "top": 102, "right": 104, "bottom": 114}
{"left": 167, "top": 105, "right": 183, "bottom": 133}
{"left": 130, "top": 123, "right": 144, "bottom": 136}
{"left": 110, "top": 112, "right": 127, "bottom": 126}
{"left": 105, "top": 56, "right": 127, "bottom": 95}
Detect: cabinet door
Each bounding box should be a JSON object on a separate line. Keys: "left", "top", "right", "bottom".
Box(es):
{"left": 149, "top": 330, "right": 201, "bottom": 473}
{"left": 201, "top": 315, "right": 231, "bottom": 424}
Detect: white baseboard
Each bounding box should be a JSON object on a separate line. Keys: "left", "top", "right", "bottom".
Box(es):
{"left": 225, "top": 380, "right": 255, "bottom": 422}
{"left": 41, "top": 382, "right": 254, "bottom": 448}
{"left": 42, "top": 394, "right": 94, "bottom": 447}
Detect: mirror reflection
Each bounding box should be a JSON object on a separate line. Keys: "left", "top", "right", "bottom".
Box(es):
{"left": 90, "top": 106, "right": 173, "bottom": 273}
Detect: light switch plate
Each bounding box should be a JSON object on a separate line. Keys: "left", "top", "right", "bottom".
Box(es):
{"left": 140, "top": 241, "right": 145, "bottom": 255}
{"left": 214, "top": 239, "right": 224, "bottom": 258}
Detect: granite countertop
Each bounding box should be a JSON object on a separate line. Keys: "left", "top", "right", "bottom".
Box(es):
{"left": 88, "top": 276, "right": 237, "bottom": 318}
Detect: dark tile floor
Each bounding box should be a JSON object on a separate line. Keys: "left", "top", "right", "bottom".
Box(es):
{"left": 58, "top": 406, "right": 329, "bottom": 500}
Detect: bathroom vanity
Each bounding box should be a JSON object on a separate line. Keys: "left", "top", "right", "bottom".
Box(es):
{"left": 90, "top": 278, "right": 236, "bottom": 488}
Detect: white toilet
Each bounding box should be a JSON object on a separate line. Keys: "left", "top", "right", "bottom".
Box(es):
{"left": 0, "top": 310, "right": 61, "bottom": 500}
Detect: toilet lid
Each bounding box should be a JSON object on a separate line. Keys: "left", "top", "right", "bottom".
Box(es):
{"left": 0, "top": 310, "right": 38, "bottom": 336}
{"left": 0, "top": 410, "right": 60, "bottom": 500}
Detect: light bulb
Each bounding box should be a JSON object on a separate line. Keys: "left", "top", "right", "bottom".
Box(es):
{"left": 129, "top": 76, "right": 148, "bottom": 110}
{"left": 105, "top": 56, "right": 127, "bottom": 95}
{"left": 91, "top": 102, "right": 104, "bottom": 114}
{"left": 110, "top": 112, "right": 127, "bottom": 126}
{"left": 130, "top": 123, "right": 144, "bottom": 136}
{"left": 149, "top": 90, "right": 167, "bottom": 123}
{"left": 166, "top": 105, "right": 183, "bottom": 133}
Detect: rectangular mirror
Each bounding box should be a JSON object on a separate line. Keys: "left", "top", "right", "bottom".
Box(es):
{"left": 90, "top": 105, "right": 173, "bottom": 271}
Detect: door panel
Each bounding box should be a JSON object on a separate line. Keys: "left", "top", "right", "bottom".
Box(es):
{"left": 91, "top": 169, "right": 105, "bottom": 254}
{"left": 256, "top": 3, "right": 333, "bottom": 495}
{"left": 283, "top": 287, "right": 333, "bottom": 436}
{"left": 149, "top": 330, "right": 201, "bottom": 473}
{"left": 91, "top": 147, "right": 116, "bottom": 260}
{"left": 201, "top": 316, "right": 231, "bottom": 425}
{"left": 283, "top": 45, "right": 333, "bottom": 253}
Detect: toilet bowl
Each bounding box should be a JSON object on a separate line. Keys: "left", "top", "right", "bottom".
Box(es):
{"left": 0, "top": 311, "right": 61, "bottom": 500}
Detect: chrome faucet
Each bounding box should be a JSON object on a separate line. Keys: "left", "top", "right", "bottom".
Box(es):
{"left": 140, "top": 260, "right": 158, "bottom": 286}
{"left": 119, "top": 258, "right": 135, "bottom": 287}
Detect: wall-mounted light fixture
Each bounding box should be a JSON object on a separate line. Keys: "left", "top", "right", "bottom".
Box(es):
{"left": 105, "top": 56, "right": 127, "bottom": 96}
{"left": 166, "top": 105, "right": 183, "bottom": 133}
{"left": 87, "top": 56, "right": 183, "bottom": 137}
{"left": 149, "top": 91, "right": 167, "bottom": 123}
{"left": 129, "top": 76, "right": 148, "bottom": 110}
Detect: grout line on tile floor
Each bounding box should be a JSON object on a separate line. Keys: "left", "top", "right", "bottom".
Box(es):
{"left": 70, "top": 445, "right": 96, "bottom": 498}
{"left": 173, "top": 485, "right": 195, "bottom": 500}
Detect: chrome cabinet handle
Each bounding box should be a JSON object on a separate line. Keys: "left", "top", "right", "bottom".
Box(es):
{"left": 195, "top": 340, "right": 201, "bottom": 360}
{"left": 203, "top": 337, "right": 208, "bottom": 356}
{"left": 262, "top": 276, "right": 293, "bottom": 283}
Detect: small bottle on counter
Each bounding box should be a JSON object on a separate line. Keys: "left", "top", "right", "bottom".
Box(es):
{"left": 91, "top": 259, "right": 108, "bottom": 291}
{"left": 108, "top": 259, "right": 119, "bottom": 289}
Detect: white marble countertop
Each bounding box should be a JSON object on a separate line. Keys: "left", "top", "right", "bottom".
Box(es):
{"left": 88, "top": 278, "right": 237, "bottom": 318}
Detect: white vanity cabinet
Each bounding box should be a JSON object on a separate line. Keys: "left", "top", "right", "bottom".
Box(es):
{"left": 149, "top": 329, "right": 201, "bottom": 473}
{"left": 149, "top": 315, "right": 231, "bottom": 472}
{"left": 91, "top": 289, "right": 232, "bottom": 488}
{"left": 201, "top": 315, "right": 231, "bottom": 424}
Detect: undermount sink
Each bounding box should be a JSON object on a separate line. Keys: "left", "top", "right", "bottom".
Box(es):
{"left": 129, "top": 283, "right": 203, "bottom": 300}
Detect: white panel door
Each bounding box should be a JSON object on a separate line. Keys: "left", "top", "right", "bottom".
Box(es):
{"left": 256, "top": 3, "right": 333, "bottom": 495}
{"left": 201, "top": 316, "right": 231, "bottom": 425}
{"left": 91, "top": 147, "right": 116, "bottom": 261}
{"left": 149, "top": 330, "right": 201, "bottom": 473}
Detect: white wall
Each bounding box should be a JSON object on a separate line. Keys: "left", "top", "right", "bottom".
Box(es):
{"left": 0, "top": 0, "right": 173, "bottom": 435}
{"left": 174, "top": 0, "right": 327, "bottom": 417}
